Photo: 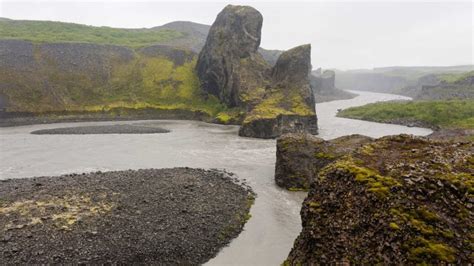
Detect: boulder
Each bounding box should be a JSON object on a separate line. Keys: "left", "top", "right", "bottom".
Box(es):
{"left": 286, "top": 134, "right": 473, "bottom": 264}
{"left": 275, "top": 133, "right": 373, "bottom": 190}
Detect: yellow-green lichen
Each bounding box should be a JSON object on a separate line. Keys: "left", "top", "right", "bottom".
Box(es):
{"left": 389, "top": 222, "right": 400, "bottom": 230}
{"left": 0, "top": 193, "right": 115, "bottom": 230}
{"left": 314, "top": 152, "right": 336, "bottom": 160}
{"left": 243, "top": 90, "right": 314, "bottom": 123}
{"left": 326, "top": 158, "right": 401, "bottom": 198}
{"left": 407, "top": 237, "right": 457, "bottom": 263}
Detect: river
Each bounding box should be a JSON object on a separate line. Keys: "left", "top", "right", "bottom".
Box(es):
{"left": 0, "top": 91, "right": 432, "bottom": 265}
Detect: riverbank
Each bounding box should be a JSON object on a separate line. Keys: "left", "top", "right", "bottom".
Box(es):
{"left": 337, "top": 99, "right": 474, "bottom": 140}
{"left": 0, "top": 108, "right": 217, "bottom": 128}
{"left": 0, "top": 168, "right": 254, "bottom": 264}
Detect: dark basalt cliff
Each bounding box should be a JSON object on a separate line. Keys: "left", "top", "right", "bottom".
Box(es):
{"left": 275, "top": 133, "right": 373, "bottom": 190}
{"left": 197, "top": 5, "right": 318, "bottom": 138}
{"left": 284, "top": 135, "right": 473, "bottom": 264}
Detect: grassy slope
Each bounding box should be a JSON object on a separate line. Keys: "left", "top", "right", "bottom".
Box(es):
{"left": 337, "top": 100, "right": 474, "bottom": 129}
{"left": 0, "top": 20, "right": 183, "bottom": 48}
{"left": 437, "top": 71, "right": 474, "bottom": 83}
{"left": 0, "top": 20, "right": 245, "bottom": 123}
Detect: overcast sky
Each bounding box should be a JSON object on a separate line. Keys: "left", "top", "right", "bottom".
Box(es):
{"left": 1, "top": 0, "right": 472, "bottom": 70}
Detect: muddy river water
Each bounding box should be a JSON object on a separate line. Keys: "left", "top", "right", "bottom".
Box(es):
{"left": 0, "top": 91, "right": 432, "bottom": 265}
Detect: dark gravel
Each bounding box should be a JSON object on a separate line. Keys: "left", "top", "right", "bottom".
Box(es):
{"left": 0, "top": 168, "right": 255, "bottom": 264}
{"left": 30, "top": 124, "right": 170, "bottom": 135}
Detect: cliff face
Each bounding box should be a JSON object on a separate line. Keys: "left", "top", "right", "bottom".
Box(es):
{"left": 0, "top": 39, "right": 224, "bottom": 117}
{"left": 197, "top": 5, "right": 318, "bottom": 138}
{"left": 285, "top": 135, "right": 473, "bottom": 264}
{"left": 416, "top": 71, "right": 474, "bottom": 100}
{"left": 311, "top": 69, "right": 335, "bottom": 92}
{"left": 310, "top": 69, "right": 356, "bottom": 103}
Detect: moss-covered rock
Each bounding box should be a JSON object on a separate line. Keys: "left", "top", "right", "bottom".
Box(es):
{"left": 275, "top": 133, "right": 373, "bottom": 190}
{"left": 195, "top": 5, "right": 266, "bottom": 108}
{"left": 196, "top": 5, "right": 318, "bottom": 138}
{"left": 239, "top": 45, "right": 318, "bottom": 138}
{"left": 286, "top": 134, "right": 473, "bottom": 264}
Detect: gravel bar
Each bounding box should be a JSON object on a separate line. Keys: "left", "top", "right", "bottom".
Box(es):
{"left": 0, "top": 168, "right": 255, "bottom": 264}
{"left": 30, "top": 124, "right": 170, "bottom": 134}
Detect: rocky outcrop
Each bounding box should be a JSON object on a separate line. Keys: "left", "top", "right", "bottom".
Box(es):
{"left": 310, "top": 69, "right": 356, "bottom": 103}
{"left": 417, "top": 71, "right": 474, "bottom": 100}
{"left": 197, "top": 5, "right": 318, "bottom": 138}
{"left": 196, "top": 5, "right": 266, "bottom": 107}
{"left": 311, "top": 69, "right": 335, "bottom": 92}
{"left": 275, "top": 133, "right": 373, "bottom": 190}
{"left": 239, "top": 115, "right": 318, "bottom": 139}
{"left": 238, "top": 44, "right": 318, "bottom": 138}
{"left": 286, "top": 135, "right": 473, "bottom": 264}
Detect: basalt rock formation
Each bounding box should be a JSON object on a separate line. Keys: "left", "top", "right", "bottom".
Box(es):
{"left": 196, "top": 5, "right": 266, "bottom": 108}
{"left": 310, "top": 69, "right": 356, "bottom": 103}
{"left": 238, "top": 44, "right": 318, "bottom": 138}
{"left": 197, "top": 5, "right": 318, "bottom": 138}
{"left": 311, "top": 69, "right": 335, "bottom": 92}
{"left": 275, "top": 133, "right": 373, "bottom": 190}
{"left": 285, "top": 134, "right": 473, "bottom": 264}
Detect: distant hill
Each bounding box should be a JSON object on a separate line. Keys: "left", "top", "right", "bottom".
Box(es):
{"left": 335, "top": 65, "right": 474, "bottom": 96}
{"left": 152, "top": 21, "right": 210, "bottom": 52}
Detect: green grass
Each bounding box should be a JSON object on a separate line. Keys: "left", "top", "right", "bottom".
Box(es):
{"left": 338, "top": 100, "right": 474, "bottom": 129}
{"left": 0, "top": 20, "right": 182, "bottom": 48}
{"left": 438, "top": 71, "right": 474, "bottom": 83}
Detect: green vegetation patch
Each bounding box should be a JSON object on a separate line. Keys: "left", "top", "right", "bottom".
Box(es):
{"left": 438, "top": 71, "right": 474, "bottom": 83}
{"left": 243, "top": 90, "right": 314, "bottom": 123}
{"left": 1, "top": 52, "right": 228, "bottom": 119}
{"left": 0, "top": 20, "right": 182, "bottom": 48}
{"left": 337, "top": 99, "right": 474, "bottom": 129}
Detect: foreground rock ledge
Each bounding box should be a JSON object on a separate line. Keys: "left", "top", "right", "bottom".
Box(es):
{"left": 0, "top": 168, "right": 255, "bottom": 264}
{"left": 285, "top": 135, "right": 473, "bottom": 264}
{"left": 275, "top": 133, "right": 373, "bottom": 190}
